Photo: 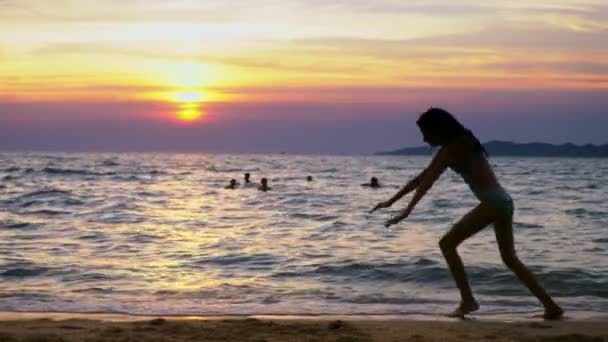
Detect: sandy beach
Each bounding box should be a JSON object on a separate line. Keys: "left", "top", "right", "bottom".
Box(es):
{"left": 0, "top": 312, "right": 607, "bottom": 341}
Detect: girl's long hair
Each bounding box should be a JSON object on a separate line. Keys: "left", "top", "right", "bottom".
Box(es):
{"left": 416, "top": 107, "right": 487, "bottom": 156}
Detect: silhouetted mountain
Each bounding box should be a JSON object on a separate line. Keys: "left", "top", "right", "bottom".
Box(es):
{"left": 376, "top": 141, "right": 608, "bottom": 157}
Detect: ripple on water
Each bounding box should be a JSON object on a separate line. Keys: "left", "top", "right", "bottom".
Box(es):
{"left": 0, "top": 265, "right": 49, "bottom": 278}
{"left": 564, "top": 208, "right": 607, "bottom": 219}
{"left": 17, "top": 188, "right": 71, "bottom": 198}
{"left": 289, "top": 212, "right": 338, "bottom": 221}
{"left": 42, "top": 167, "right": 116, "bottom": 177}
{"left": 101, "top": 160, "right": 120, "bottom": 167}
{"left": 191, "top": 253, "right": 283, "bottom": 268}
{"left": 514, "top": 222, "right": 544, "bottom": 229}
{"left": 76, "top": 232, "right": 108, "bottom": 241}
{"left": 318, "top": 220, "right": 349, "bottom": 233}
{"left": 22, "top": 209, "right": 72, "bottom": 216}
{"left": 2, "top": 167, "right": 21, "bottom": 173}
{"left": 126, "top": 233, "right": 161, "bottom": 244}
{"left": 0, "top": 221, "right": 37, "bottom": 230}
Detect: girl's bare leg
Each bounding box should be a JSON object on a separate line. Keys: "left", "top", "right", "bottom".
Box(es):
{"left": 493, "top": 216, "right": 563, "bottom": 319}
{"left": 439, "top": 203, "right": 497, "bottom": 317}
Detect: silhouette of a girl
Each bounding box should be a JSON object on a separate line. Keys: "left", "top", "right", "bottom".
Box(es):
{"left": 371, "top": 107, "right": 563, "bottom": 319}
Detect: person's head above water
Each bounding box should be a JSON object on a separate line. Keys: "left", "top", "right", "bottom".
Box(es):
{"left": 306, "top": 176, "right": 313, "bottom": 182}
{"left": 362, "top": 176, "right": 380, "bottom": 188}
{"left": 244, "top": 173, "right": 251, "bottom": 183}
{"left": 225, "top": 178, "right": 238, "bottom": 189}
{"left": 258, "top": 177, "right": 271, "bottom": 191}
{"left": 370, "top": 177, "right": 379, "bottom": 187}
{"left": 416, "top": 107, "right": 486, "bottom": 155}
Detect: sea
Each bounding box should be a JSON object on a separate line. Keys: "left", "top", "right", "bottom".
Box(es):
{"left": 0, "top": 152, "right": 607, "bottom": 316}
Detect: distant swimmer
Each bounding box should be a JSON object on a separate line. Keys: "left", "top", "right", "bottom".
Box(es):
{"left": 224, "top": 179, "right": 239, "bottom": 189}
{"left": 306, "top": 176, "right": 313, "bottom": 182}
{"left": 258, "top": 178, "right": 271, "bottom": 192}
{"left": 361, "top": 176, "right": 380, "bottom": 188}
{"left": 370, "top": 107, "right": 563, "bottom": 319}
{"left": 242, "top": 172, "right": 258, "bottom": 188}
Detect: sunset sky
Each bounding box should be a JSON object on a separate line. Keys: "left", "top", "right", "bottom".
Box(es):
{"left": 1, "top": 0, "right": 607, "bottom": 153}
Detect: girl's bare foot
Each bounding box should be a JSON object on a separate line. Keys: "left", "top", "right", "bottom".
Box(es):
{"left": 446, "top": 300, "right": 479, "bottom": 318}
{"left": 543, "top": 305, "right": 564, "bottom": 320}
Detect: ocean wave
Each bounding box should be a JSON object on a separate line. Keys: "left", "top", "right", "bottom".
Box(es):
{"left": 383, "top": 165, "right": 405, "bottom": 171}
{"left": 0, "top": 291, "right": 52, "bottom": 299}
{"left": 514, "top": 222, "right": 544, "bottom": 229}
{"left": 1, "top": 267, "right": 48, "bottom": 278}
{"left": 414, "top": 257, "right": 438, "bottom": 266}
{"left": 273, "top": 261, "right": 608, "bottom": 299}
{"left": 280, "top": 197, "right": 308, "bottom": 205}
{"left": 76, "top": 232, "right": 108, "bottom": 240}
{"left": 564, "top": 208, "right": 606, "bottom": 219}
{"left": 207, "top": 166, "right": 261, "bottom": 173}
{"left": 71, "top": 287, "right": 115, "bottom": 294}
{"left": 319, "top": 168, "right": 339, "bottom": 173}
{"left": 191, "top": 253, "right": 284, "bottom": 267}
{"left": 19, "top": 197, "right": 84, "bottom": 208}
{"left": 431, "top": 198, "right": 455, "bottom": 208}
{"left": 151, "top": 284, "right": 256, "bottom": 301}
{"left": 1, "top": 188, "right": 87, "bottom": 213}
{"left": 43, "top": 167, "right": 116, "bottom": 176}
{"left": 480, "top": 268, "right": 608, "bottom": 298}
{"left": 101, "top": 160, "right": 120, "bottom": 167}
{"left": 109, "top": 174, "right": 144, "bottom": 182}
{"left": 0, "top": 221, "right": 36, "bottom": 229}
{"left": 61, "top": 271, "right": 124, "bottom": 284}
{"left": 274, "top": 260, "right": 447, "bottom": 283}
{"left": 126, "top": 233, "right": 161, "bottom": 244}
{"left": 542, "top": 269, "right": 608, "bottom": 293}
{"left": 344, "top": 294, "right": 449, "bottom": 305}
{"left": 23, "top": 209, "right": 72, "bottom": 216}
{"left": 17, "top": 188, "right": 72, "bottom": 198}
{"left": 318, "top": 220, "right": 349, "bottom": 233}
{"left": 88, "top": 213, "right": 146, "bottom": 224}
{"left": 289, "top": 212, "right": 338, "bottom": 221}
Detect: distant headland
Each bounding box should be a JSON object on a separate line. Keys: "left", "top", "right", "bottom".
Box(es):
{"left": 376, "top": 141, "right": 608, "bottom": 157}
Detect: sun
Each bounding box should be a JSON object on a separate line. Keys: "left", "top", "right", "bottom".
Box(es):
{"left": 178, "top": 107, "right": 203, "bottom": 121}
{"left": 143, "top": 63, "right": 233, "bottom": 122}
{"left": 168, "top": 90, "right": 206, "bottom": 122}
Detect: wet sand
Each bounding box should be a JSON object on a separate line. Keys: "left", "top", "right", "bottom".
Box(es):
{"left": 0, "top": 312, "right": 607, "bottom": 341}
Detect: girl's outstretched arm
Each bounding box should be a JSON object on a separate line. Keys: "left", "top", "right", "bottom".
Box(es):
{"left": 385, "top": 147, "right": 450, "bottom": 227}
{"left": 370, "top": 170, "right": 426, "bottom": 213}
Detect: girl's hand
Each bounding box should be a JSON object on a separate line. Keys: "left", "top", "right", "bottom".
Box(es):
{"left": 384, "top": 208, "right": 411, "bottom": 228}
{"left": 370, "top": 201, "right": 391, "bottom": 214}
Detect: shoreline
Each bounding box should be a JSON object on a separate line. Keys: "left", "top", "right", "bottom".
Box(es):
{"left": 0, "top": 311, "right": 607, "bottom": 342}
{"left": 1, "top": 310, "right": 607, "bottom": 322}
{"left": 1, "top": 310, "right": 607, "bottom": 321}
